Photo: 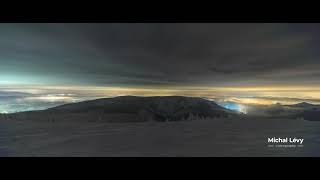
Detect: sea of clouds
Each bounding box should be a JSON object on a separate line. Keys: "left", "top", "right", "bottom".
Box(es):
{"left": 0, "top": 91, "right": 99, "bottom": 113}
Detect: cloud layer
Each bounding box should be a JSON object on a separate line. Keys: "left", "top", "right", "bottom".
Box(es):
{"left": 0, "top": 23, "right": 319, "bottom": 87}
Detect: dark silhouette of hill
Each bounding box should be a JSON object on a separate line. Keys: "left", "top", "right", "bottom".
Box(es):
{"left": 290, "top": 102, "right": 317, "bottom": 108}
{"left": 3, "top": 96, "right": 237, "bottom": 122}
{"left": 280, "top": 102, "right": 320, "bottom": 121}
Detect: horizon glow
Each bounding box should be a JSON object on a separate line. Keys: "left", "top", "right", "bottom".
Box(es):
{"left": 1, "top": 84, "right": 320, "bottom": 113}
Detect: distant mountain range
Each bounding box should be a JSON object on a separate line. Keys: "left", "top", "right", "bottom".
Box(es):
{"left": 253, "top": 102, "right": 320, "bottom": 121}
{"left": 289, "top": 102, "right": 318, "bottom": 108}
{"left": 0, "top": 91, "right": 30, "bottom": 97}
{"left": 2, "top": 96, "right": 238, "bottom": 122}
{"left": 290, "top": 102, "right": 320, "bottom": 121}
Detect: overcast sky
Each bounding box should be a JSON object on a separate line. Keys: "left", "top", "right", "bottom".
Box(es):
{"left": 1, "top": 23, "right": 320, "bottom": 88}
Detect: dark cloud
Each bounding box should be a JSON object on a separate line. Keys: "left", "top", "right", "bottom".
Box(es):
{"left": 0, "top": 23, "right": 319, "bottom": 87}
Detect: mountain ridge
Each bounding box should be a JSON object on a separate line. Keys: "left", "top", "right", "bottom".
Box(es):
{"left": 3, "top": 96, "right": 238, "bottom": 122}
{"left": 289, "top": 102, "right": 318, "bottom": 108}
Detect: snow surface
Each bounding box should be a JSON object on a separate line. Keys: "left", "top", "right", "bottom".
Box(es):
{"left": 1, "top": 117, "right": 320, "bottom": 157}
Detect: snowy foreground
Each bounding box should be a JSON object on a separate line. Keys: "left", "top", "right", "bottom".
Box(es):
{"left": 1, "top": 117, "right": 320, "bottom": 157}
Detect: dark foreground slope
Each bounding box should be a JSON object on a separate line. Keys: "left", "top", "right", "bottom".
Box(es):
{"left": 1, "top": 96, "right": 237, "bottom": 122}
{"left": 1, "top": 116, "right": 320, "bottom": 156}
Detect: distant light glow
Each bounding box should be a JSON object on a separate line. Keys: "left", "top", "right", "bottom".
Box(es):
{"left": 238, "top": 104, "right": 247, "bottom": 114}
{"left": 226, "top": 97, "right": 277, "bottom": 105}
{"left": 218, "top": 102, "right": 247, "bottom": 114}
{"left": 25, "top": 95, "right": 74, "bottom": 102}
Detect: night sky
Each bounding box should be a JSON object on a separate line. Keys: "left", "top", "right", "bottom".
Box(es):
{"left": 1, "top": 23, "right": 320, "bottom": 112}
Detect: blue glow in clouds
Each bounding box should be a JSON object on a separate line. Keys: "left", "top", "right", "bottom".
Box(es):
{"left": 217, "top": 101, "right": 247, "bottom": 114}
